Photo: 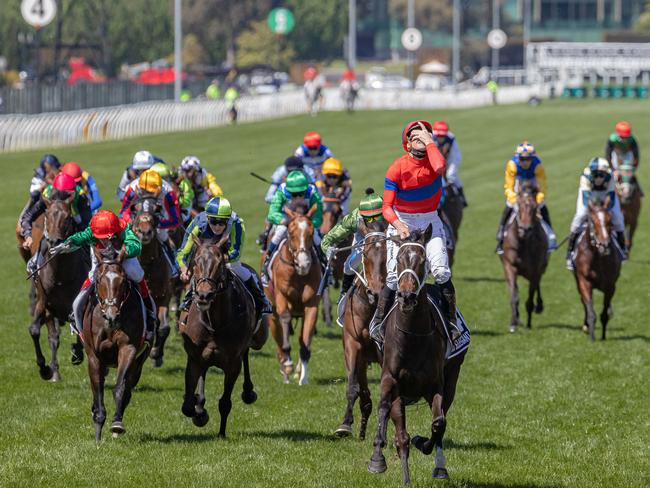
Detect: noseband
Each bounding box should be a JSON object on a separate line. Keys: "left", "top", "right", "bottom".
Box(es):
{"left": 396, "top": 242, "right": 429, "bottom": 296}
{"left": 95, "top": 263, "right": 130, "bottom": 324}
{"left": 588, "top": 211, "right": 611, "bottom": 256}
{"left": 351, "top": 231, "right": 386, "bottom": 290}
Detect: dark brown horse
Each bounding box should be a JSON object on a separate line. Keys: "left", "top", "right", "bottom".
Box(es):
{"left": 131, "top": 197, "right": 173, "bottom": 367}
{"left": 320, "top": 188, "right": 352, "bottom": 327}
{"left": 440, "top": 184, "right": 464, "bottom": 268}
{"left": 500, "top": 182, "right": 548, "bottom": 332}
{"left": 573, "top": 197, "right": 622, "bottom": 341}
{"left": 180, "top": 236, "right": 266, "bottom": 436}
{"left": 616, "top": 162, "right": 642, "bottom": 251}
{"left": 367, "top": 225, "right": 450, "bottom": 484}
{"left": 29, "top": 197, "right": 89, "bottom": 381}
{"left": 335, "top": 218, "right": 386, "bottom": 439}
{"left": 83, "top": 245, "right": 149, "bottom": 442}
{"left": 264, "top": 204, "right": 321, "bottom": 385}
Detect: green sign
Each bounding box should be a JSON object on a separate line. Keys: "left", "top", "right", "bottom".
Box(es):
{"left": 267, "top": 8, "right": 294, "bottom": 35}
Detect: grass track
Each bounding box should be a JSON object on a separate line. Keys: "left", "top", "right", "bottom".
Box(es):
{"left": 0, "top": 99, "right": 648, "bottom": 487}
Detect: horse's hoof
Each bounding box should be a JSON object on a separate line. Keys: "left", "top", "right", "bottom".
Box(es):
{"left": 334, "top": 424, "right": 353, "bottom": 437}
{"left": 39, "top": 366, "right": 53, "bottom": 381}
{"left": 535, "top": 303, "right": 544, "bottom": 314}
{"left": 368, "top": 457, "right": 387, "bottom": 474}
{"left": 432, "top": 467, "right": 449, "bottom": 479}
{"left": 509, "top": 325, "right": 517, "bottom": 333}
{"left": 71, "top": 344, "right": 84, "bottom": 365}
{"left": 50, "top": 371, "right": 61, "bottom": 383}
{"left": 282, "top": 360, "right": 294, "bottom": 376}
{"left": 411, "top": 435, "right": 433, "bottom": 455}
{"left": 110, "top": 421, "right": 126, "bottom": 435}
{"left": 582, "top": 325, "right": 589, "bottom": 334}
{"left": 192, "top": 411, "right": 210, "bottom": 428}
{"left": 151, "top": 356, "right": 163, "bottom": 368}
{"left": 182, "top": 402, "right": 196, "bottom": 418}
{"left": 241, "top": 390, "right": 257, "bottom": 404}
{"left": 149, "top": 347, "right": 161, "bottom": 360}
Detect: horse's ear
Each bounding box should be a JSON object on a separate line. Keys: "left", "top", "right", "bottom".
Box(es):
{"left": 92, "top": 245, "right": 102, "bottom": 263}
{"left": 117, "top": 246, "right": 126, "bottom": 263}
{"left": 43, "top": 196, "right": 52, "bottom": 208}
{"left": 306, "top": 203, "right": 318, "bottom": 218}
{"left": 358, "top": 218, "right": 369, "bottom": 235}
{"left": 587, "top": 198, "right": 595, "bottom": 211}
{"left": 423, "top": 223, "right": 433, "bottom": 242}
{"left": 284, "top": 207, "right": 296, "bottom": 220}
{"left": 604, "top": 194, "right": 611, "bottom": 209}
{"left": 64, "top": 193, "right": 75, "bottom": 206}
{"left": 191, "top": 233, "right": 202, "bottom": 247}
{"left": 216, "top": 234, "right": 230, "bottom": 255}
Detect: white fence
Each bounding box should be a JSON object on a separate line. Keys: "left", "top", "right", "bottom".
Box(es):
{"left": 0, "top": 85, "right": 549, "bottom": 153}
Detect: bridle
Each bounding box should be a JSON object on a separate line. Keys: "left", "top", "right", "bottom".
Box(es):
{"left": 396, "top": 242, "right": 429, "bottom": 296}
{"left": 351, "top": 231, "right": 386, "bottom": 290}
{"left": 194, "top": 253, "right": 230, "bottom": 305}
{"left": 588, "top": 207, "right": 611, "bottom": 256}
{"left": 95, "top": 261, "right": 130, "bottom": 325}
{"left": 44, "top": 201, "right": 76, "bottom": 246}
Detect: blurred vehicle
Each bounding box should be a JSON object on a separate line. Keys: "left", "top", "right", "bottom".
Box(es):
{"left": 415, "top": 74, "right": 446, "bottom": 91}
{"left": 365, "top": 67, "right": 412, "bottom": 90}
{"left": 249, "top": 70, "right": 290, "bottom": 94}
{"left": 67, "top": 58, "right": 106, "bottom": 86}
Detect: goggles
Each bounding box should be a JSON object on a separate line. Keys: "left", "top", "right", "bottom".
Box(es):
{"left": 208, "top": 217, "right": 228, "bottom": 226}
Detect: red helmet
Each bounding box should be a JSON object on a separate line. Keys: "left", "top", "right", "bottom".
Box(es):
{"left": 304, "top": 67, "right": 317, "bottom": 81}
{"left": 401, "top": 120, "right": 433, "bottom": 151}
{"left": 615, "top": 121, "right": 631, "bottom": 138}
{"left": 433, "top": 120, "right": 449, "bottom": 136}
{"left": 342, "top": 69, "right": 356, "bottom": 81}
{"left": 90, "top": 210, "right": 125, "bottom": 239}
{"left": 61, "top": 162, "right": 83, "bottom": 182}
{"left": 303, "top": 131, "right": 322, "bottom": 148}
{"left": 52, "top": 173, "right": 76, "bottom": 192}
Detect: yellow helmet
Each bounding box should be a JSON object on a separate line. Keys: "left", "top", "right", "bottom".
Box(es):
{"left": 138, "top": 169, "right": 162, "bottom": 195}
{"left": 322, "top": 157, "right": 343, "bottom": 176}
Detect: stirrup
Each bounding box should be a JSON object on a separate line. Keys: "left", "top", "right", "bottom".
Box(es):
{"left": 565, "top": 258, "right": 575, "bottom": 271}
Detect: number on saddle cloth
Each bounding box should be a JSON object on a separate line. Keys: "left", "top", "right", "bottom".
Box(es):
{"left": 424, "top": 284, "right": 471, "bottom": 360}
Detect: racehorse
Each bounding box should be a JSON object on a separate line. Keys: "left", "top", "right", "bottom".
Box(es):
{"left": 264, "top": 202, "right": 321, "bottom": 385}
{"left": 573, "top": 197, "right": 622, "bottom": 341}
{"left": 29, "top": 197, "right": 88, "bottom": 381}
{"left": 500, "top": 181, "right": 548, "bottom": 332}
{"left": 367, "top": 225, "right": 451, "bottom": 483}
{"left": 131, "top": 197, "right": 173, "bottom": 367}
{"left": 440, "top": 184, "right": 464, "bottom": 269}
{"left": 616, "top": 162, "right": 641, "bottom": 251}
{"left": 83, "top": 244, "right": 149, "bottom": 442}
{"left": 180, "top": 236, "right": 266, "bottom": 436}
{"left": 320, "top": 188, "right": 352, "bottom": 327}
{"left": 334, "top": 218, "right": 386, "bottom": 439}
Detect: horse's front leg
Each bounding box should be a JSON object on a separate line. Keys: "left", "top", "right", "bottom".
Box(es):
{"left": 335, "top": 332, "right": 361, "bottom": 437}
{"left": 601, "top": 287, "right": 615, "bottom": 341}
{"left": 274, "top": 295, "right": 293, "bottom": 382}
{"left": 87, "top": 353, "right": 106, "bottom": 444}
{"left": 297, "top": 304, "right": 318, "bottom": 386}
{"left": 577, "top": 278, "right": 596, "bottom": 341}
{"left": 240, "top": 349, "right": 257, "bottom": 404}
{"left": 368, "top": 374, "right": 396, "bottom": 474}
{"left": 525, "top": 279, "right": 537, "bottom": 329}
{"left": 218, "top": 359, "right": 242, "bottom": 438}
{"left": 29, "top": 306, "right": 51, "bottom": 380}
{"left": 47, "top": 317, "right": 61, "bottom": 382}
{"left": 391, "top": 397, "right": 410, "bottom": 485}
{"left": 503, "top": 263, "right": 519, "bottom": 332}
{"left": 430, "top": 391, "right": 448, "bottom": 479}
{"left": 150, "top": 305, "right": 170, "bottom": 368}
{"left": 111, "top": 344, "right": 137, "bottom": 436}
{"left": 182, "top": 354, "right": 203, "bottom": 419}
{"left": 192, "top": 369, "right": 210, "bottom": 427}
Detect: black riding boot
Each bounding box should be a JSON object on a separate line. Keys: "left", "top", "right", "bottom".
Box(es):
{"left": 565, "top": 231, "right": 580, "bottom": 270}
{"left": 458, "top": 186, "right": 468, "bottom": 207}
{"left": 244, "top": 276, "right": 273, "bottom": 319}
{"left": 539, "top": 205, "right": 552, "bottom": 227}
{"left": 615, "top": 231, "right": 628, "bottom": 259}
{"left": 315, "top": 243, "right": 328, "bottom": 270}
{"left": 256, "top": 222, "right": 272, "bottom": 250}
{"left": 369, "top": 286, "right": 396, "bottom": 348}
{"left": 495, "top": 206, "right": 514, "bottom": 254}
{"left": 338, "top": 273, "right": 355, "bottom": 303}
{"left": 144, "top": 295, "right": 157, "bottom": 344}
{"left": 161, "top": 239, "right": 179, "bottom": 278}
{"left": 71, "top": 336, "right": 84, "bottom": 366}
{"left": 439, "top": 279, "right": 461, "bottom": 342}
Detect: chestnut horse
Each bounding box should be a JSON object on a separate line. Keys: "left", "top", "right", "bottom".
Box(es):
{"left": 500, "top": 182, "right": 548, "bottom": 332}
{"left": 367, "top": 225, "right": 451, "bottom": 484}
{"left": 131, "top": 197, "right": 173, "bottom": 367}
{"left": 84, "top": 245, "right": 149, "bottom": 442}
{"left": 320, "top": 188, "right": 352, "bottom": 327}
{"left": 573, "top": 197, "right": 622, "bottom": 341}
{"left": 264, "top": 203, "right": 321, "bottom": 385}
{"left": 180, "top": 237, "right": 266, "bottom": 436}
{"left": 29, "top": 197, "right": 89, "bottom": 381}
{"left": 616, "top": 162, "right": 641, "bottom": 251}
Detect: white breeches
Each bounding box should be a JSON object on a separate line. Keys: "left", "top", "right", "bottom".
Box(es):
{"left": 228, "top": 261, "right": 252, "bottom": 282}
{"left": 271, "top": 224, "right": 321, "bottom": 246}
{"left": 89, "top": 252, "right": 144, "bottom": 283}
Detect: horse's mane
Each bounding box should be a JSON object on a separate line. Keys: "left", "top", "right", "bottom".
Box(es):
{"left": 48, "top": 190, "right": 73, "bottom": 203}
{"left": 519, "top": 180, "right": 538, "bottom": 196}
{"left": 99, "top": 243, "right": 120, "bottom": 261}
{"left": 366, "top": 218, "right": 387, "bottom": 233}
{"left": 287, "top": 198, "right": 310, "bottom": 215}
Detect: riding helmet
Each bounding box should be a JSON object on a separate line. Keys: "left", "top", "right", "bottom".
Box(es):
{"left": 205, "top": 197, "right": 232, "bottom": 219}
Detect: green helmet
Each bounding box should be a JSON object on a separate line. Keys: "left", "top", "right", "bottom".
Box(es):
{"left": 150, "top": 162, "right": 172, "bottom": 180}
{"left": 205, "top": 197, "right": 232, "bottom": 219}
{"left": 285, "top": 170, "right": 309, "bottom": 193}
{"left": 359, "top": 189, "right": 383, "bottom": 218}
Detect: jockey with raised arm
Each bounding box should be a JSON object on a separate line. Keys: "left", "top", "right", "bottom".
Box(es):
{"left": 321, "top": 188, "right": 384, "bottom": 301}
{"left": 261, "top": 170, "right": 325, "bottom": 284}
{"left": 606, "top": 121, "right": 639, "bottom": 170}
{"left": 178, "top": 155, "right": 223, "bottom": 210}
{"left": 432, "top": 120, "right": 468, "bottom": 207}
{"left": 370, "top": 120, "right": 461, "bottom": 345}
{"left": 565, "top": 157, "right": 627, "bottom": 270}
{"left": 294, "top": 132, "right": 333, "bottom": 178}
{"left": 61, "top": 162, "right": 103, "bottom": 213}
{"left": 51, "top": 210, "right": 156, "bottom": 343}
{"left": 316, "top": 157, "right": 353, "bottom": 215}
{"left": 175, "top": 197, "right": 272, "bottom": 321}
{"left": 119, "top": 169, "right": 181, "bottom": 277}
{"left": 116, "top": 150, "right": 155, "bottom": 200}
{"left": 495, "top": 142, "right": 556, "bottom": 254}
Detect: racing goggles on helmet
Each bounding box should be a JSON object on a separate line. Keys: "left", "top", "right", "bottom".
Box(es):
{"left": 306, "top": 145, "right": 319, "bottom": 151}
{"left": 592, "top": 171, "right": 607, "bottom": 180}
{"left": 290, "top": 191, "right": 306, "bottom": 198}
{"left": 208, "top": 217, "right": 228, "bottom": 226}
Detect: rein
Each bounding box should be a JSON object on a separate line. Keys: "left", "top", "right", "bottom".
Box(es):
{"left": 350, "top": 231, "right": 386, "bottom": 289}
{"left": 588, "top": 212, "right": 611, "bottom": 256}
{"left": 396, "top": 242, "right": 429, "bottom": 296}
{"left": 95, "top": 264, "right": 131, "bottom": 325}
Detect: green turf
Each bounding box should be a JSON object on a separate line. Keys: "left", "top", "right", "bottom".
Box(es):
{"left": 0, "top": 99, "right": 648, "bottom": 488}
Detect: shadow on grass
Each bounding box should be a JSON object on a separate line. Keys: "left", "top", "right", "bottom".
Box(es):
{"left": 161, "top": 366, "right": 185, "bottom": 375}
{"left": 444, "top": 438, "right": 512, "bottom": 451}
{"left": 250, "top": 350, "right": 272, "bottom": 358}
{"left": 248, "top": 429, "right": 333, "bottom": 442}
{"left": 457, "top": 276, "right": 505, "bottom": 283}
{"left": 453, "top": 481, "right": 560, "bottom": 488}
{"left": 609, "top": 334, "right": 650, "bottom": 342}
{"left": 314, "top": 376, "right": 379, "bottom": 386}
{"left": 139, "top": 432, "right": 216, "bottom": 443}
{"left": 538, "top": 323, "right": 577, "bottom": 331}
{"left": 314, "top": 330, "right": 341, "bottom": 340}
{"left": 469, "top": 330, "right": 504, "bottom": 337}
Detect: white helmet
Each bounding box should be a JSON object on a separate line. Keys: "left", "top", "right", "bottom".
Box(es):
{"left": 132, "top": 150, "right": 154, "bottom": 170}
{"left": 588, "top": 157, "right": 611, "bottom": 175}
{"left": 181, "top": 155, "right": 201, "bottom": 172}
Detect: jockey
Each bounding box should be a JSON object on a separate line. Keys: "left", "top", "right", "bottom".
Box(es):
{"left": 22, "top": 173, "right": 92, "bottom": 273}
{"left": 116, "top": 150, "right": 155, "bottom": 200}
{"left": 265, "top": 156, "right": 316, "bottom": 204}
{"left": 294, "top": 132, "right": 334, "bottom": 177}
{"left": 605, "top": 121, "right": 639, "bottom": 170}
{"left": 150, "top": 162, "right": 195, "bottom": 224}
{"left": 496, "top": 142, "right": 556, "bottom": 254}
{"left": 316, "top": 157, "right": 352, "bottom": 215}
{"left": 176, "top": 197, "right": 272, "bottom": 320}
{"left": 178, "top": 155, "right": 223, "bottom": 210}
{"left": 119, "top": 169, "right": 181, "bottom": 277}
{"left": 262, "top": 170, "right": 325, "bottom": 284}
{"left": 370, "top": 120, "right": 461, "bottom": 344}
{"left": 20, "top": 154, "right": 61, "bottom": 221}
{"left": 432, "top": 120, "right": 468, "bottom": 207}
{"left": 321, "top": 188, "right": 384, "bottom": 301}
{"left": 50, "top": 210, "right": 156, "bottom": 343}
{"left": 61, "top": 161, "right": 103, "bottom": 213}
{"left": 565, "top": 157, "right": 627, "bottom": 270}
